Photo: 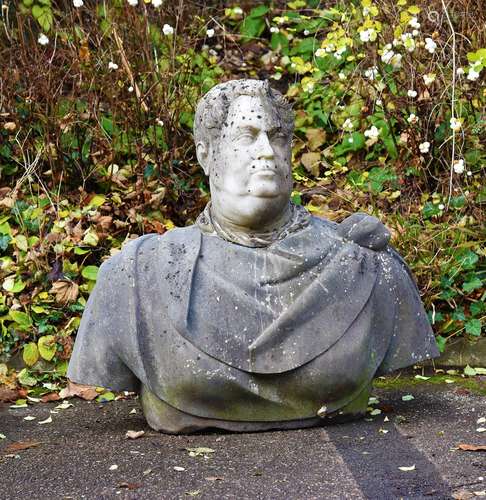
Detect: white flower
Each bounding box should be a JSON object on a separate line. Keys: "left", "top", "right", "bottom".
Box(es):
{"left": 162, "top": 24, "right": 174, "bottom": 36}
{"left": 407, "top": 89, "right": 418, "bottom": 98}
{"left": 156, "top": 119, "right": 164, "bottom": 127}
{"left": 409, "top": 17, "right": 420, "bottom": 29}
{"left": 302, "top": 80, "right": 315, "bottom": 93}
{"left": 450, "top": 117, "right": 462, "bottom": 132}
{"left": 206, "top": 28, "right": 215, "bottom": 38}
{"left": 364, "top": 66, "right": 378, "bottom": 80}
{"left": 233, "top": 7, "right": 243, "bottom": 15}
{"left": 128, "top": 86, "right": 134, "bottom": 93}
{"left": 348, "top": 137, "right": 354, "bottom": 143}
{"left": 467, "top": 170, "right": 472, "bottom": 176}
{"left": 127, "top": 0, "right": 138, "bottom": 5}
{"left": 419, "top": 141, "right": 430, "bottom": 153}
{"left": 423, "top": 73, "right": 436, "bottom": 86}
{"left": 412, "top": 29, "right": 419, "bottom": 37}
{"left": 360, "top": 29, "right": 376, "bottom": 43}
{"left": 407, "top": 113, "right": 419, "bottom": 124}
{"left": 453, "top": 159, "right": 465, "bottom": 174}
{"left": 334, "top": 46, "right": 346, "bottom": 60}
{"left": 438, "top": 203, "right": 445, "bottom": 210}
{"left": 401, "top": 33, "right": 416, "bottom": 52}
{"left": 304, "top": 30, "right": 310, "bottom": 36}
{"left": 364, "top": 125, "right": 380, "bottom": 139}
{"left": 152, "top": 0, "right": 163, "bottom": 6}
{"left": 381, "top": 48, "right": 395, "bottom": 64}
{"left": 390, "top": 53, "right": 402, "bottom": 67}
{"left": 338, "top": 72, "right": 346, "bottom": 80}
{"left": 270, "top": 26, "right": 279, "bottom": 33}
{"left": 108, "top": 61, "right": 119, "bottom": 70}
{"left": 467, "top": 66, "right": 481, "bottom": 81}
{"left": 342, "top": 118, "right": 354, "bottom": 131}
{"left": 37, "top": 33, "right": 49, "bottom": 46}
{"left": 456, "top": 67, "right": 464, "bottom": 76}
{"left": 425, "top": 38, "right": 437, "bottom": 54}
{"left": 73, "top": 0, "right": 84, "bottom": 7}
{"left": 362, "top": 6, "right": 370, "bottom": 16}
{"left": 315, "top": 48, "right": 326, "bottom": 58}
{"left": 376, "top": 99, "right": 382, "bottom": 106}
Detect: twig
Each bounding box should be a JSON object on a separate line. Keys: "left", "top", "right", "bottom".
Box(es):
{"left": 441, "top": 0, "right": 456, "bottom": 207}
{"left": 112, "top": 28, "right": 149, "bottom": 113}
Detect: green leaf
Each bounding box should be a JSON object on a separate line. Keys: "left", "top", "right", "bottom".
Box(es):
{"left": 97, "top": 391, "right": 115, "bottom": 402}
{"left": 240, "top": 16, "right": 266, "bottom": 40}
{"left": 455, "top": 250, "right": 478, "bottom": 270}
{"left": 18, "top": 368, "right": 37, "bottom": 387}
{"left": 464, "top": 364, "right": 477, "bottom": 376}
{"left": 470, "top": 301, "right": 485, "bottom": 317}
{"left": 10, "top": 310, "right": 32, "bottom": 329}
{"left": 74, "top": 247, "right": 90, "bottom": 255}
{"left": 23, "top": 343, "right": 39, "bottom": 367}
{"left": 3, "top": 277, "right": 26, "bottom": 293}
{"left": 81, "top": 265, "right": 99, "bottom": 281}
{"left": 38, "top": 335, "right": 57, "bottom": 361}
{"left": 465, "top": 319, "right": 482, "bottom": 337}
{"left": 422, "top": 202, "right": 441, "bottom": 219}
{"left": 462, "top": 276, "right": 483, "bottom": 293}
{"left": 31, "top": 4, "right": 43, "bottom": 18}
{"left": 248, "top": 5, "right": 269, "bottom": 17}
{"left": 435, "top": 335, "right": 446, "bottom": 353}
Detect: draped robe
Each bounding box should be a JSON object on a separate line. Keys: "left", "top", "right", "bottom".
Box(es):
{"left": 67, "top": 215, "right": 439, "bottom": 433}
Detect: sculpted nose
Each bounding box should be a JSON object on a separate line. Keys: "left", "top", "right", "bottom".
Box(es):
{"left": 256, "top": 132, "right": 274, "bottom": 160}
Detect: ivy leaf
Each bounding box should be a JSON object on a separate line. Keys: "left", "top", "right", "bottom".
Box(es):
{"left": 462, "top": 276, "right": 483, "bottom": 293}
{"left": 10, "top": 310, "right": 32, "bottom": 330}
{"left": 81, "top": 265, "right": 99, "bottom": 281}
{"left": 23, "top": 343, "right": 39, "bottom": 367}
{"left": 38, "top": 335, "right": 57, "bottom": 361}
{"left": 18, "top": 368, "right": 38, "bottom": 387}
{"left": 465, "top": 319, "right": 482, "bottom": 337}
{"left": 3, "top": 277, "right": 26, "bottom": 293}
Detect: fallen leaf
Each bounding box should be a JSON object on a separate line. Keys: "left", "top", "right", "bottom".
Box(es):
{"left": 476, "top": 428, "right": 486, "bottom": 433}
{"left": 185, "top": 490, "right": 201, "bottom": 497}
{"left": 370, "top": 409, "right": 382, "bottom": 416}
{"left": 458, "top": 444, "right": 486, "bottom": 452}
{"left": 118, "top": 482, "right": 141, "bottom": 490}
{"left": 398, "top": 465, "right": 416, "bottom": 471}
{"left": 402, "top": 394, "right": 415, "bottom": 401}
{"left": 379, "top": 428, "right": 389, "bottom": 434}
{"left": 23, "top": 415, "right": 36, "bottom": 421}
{"left": 301, "top": 152, "right": 321, "bottom": 176}
{"left": 205, "top": 476, "right": 223, "bottom": 481}
{"left": 0, "top": 433, "right": 5, "bottom": 439}
{"left": 477, "top": 417, "right": 486, "bottom": 425}
{"left": 125, "top": 430, "right": 145, "bottom": 440}
{"left": 0, "top": 387, "right": 19, "bottom": 402}
{"left": 109, "top": 464, "right": 118, "bottom": 471}
{"left": 174, "top": 466, "right": 185, "bottom": 471}
{"left": 59, "top": 381, "right": 98, "bottom": 401}
{"left": 129, "top": 409, "right": 137, "bottom": 415}
{"left": 54, "top": 402, "right": 74, "bottom": 410}
{"left": 41, "top": 392, "right": 61, "bottom": 403}
{"left": 305, "top": 128, "right": 326, "bottom": 151}
{"left": 186, "top": 447, "right": 215, "bottom": 457}
{"left": 5, "top": 440, "right": 41, "bottom": 453}
{"left": 414, "top": 375, "right": 430, "bottom": 380}
{"left": 49, "top": 280, "right": 79, "bottom": 305}
{"left": 38, "top": 416, "right": 52, "bottom": 424}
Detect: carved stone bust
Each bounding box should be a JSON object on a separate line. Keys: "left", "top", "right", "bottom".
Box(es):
{"left": 67, "top": 79, "right": 439, "bottom": 433}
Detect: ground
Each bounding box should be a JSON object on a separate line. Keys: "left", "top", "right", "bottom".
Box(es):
{"left": 1, "top": 381, "right": 485, "bottom": 500}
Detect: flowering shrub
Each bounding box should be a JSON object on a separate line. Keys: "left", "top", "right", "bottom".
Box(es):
{"left": 0, "top": 0, "right": 484, "bottom": 390}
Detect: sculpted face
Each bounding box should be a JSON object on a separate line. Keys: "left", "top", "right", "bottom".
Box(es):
{"left": 206, "top": 95, "right": 293, "bottom": 229}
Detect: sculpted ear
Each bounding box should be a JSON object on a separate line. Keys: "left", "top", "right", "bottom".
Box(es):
{"left": 196, "top": 141, "right": 210, "bottom": 176}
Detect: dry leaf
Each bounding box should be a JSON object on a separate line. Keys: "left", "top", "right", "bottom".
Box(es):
{"left": 5, "top": 440, "right": 41, "bottom": 453}
{"left": 205, "top": 477, "right": 223, "bottom": 481}
{"left": 59, "top": 380, "right": 98, "bottom": 401}
{"left": 125, "top": 430, "right": 145, "bottom": 440}
{"left": 0, "top": 387, "right": 20, "bottom": 402}
{"left": 118, "top": 482, "right": 141, "bottom": 490}
{"left": 3, "top": 122, "right": 16, "bottom": 132}
{"left": 458, "top": 444, "right": 486, "bottom": 452}
{"left": 301, "top": 152, "right": 321, "bottom": 176}
{"left": 39, "top": 416, "right": 52, "bottom": 424}
{"left": 50, "top": 280, "right": 79, "bottom": 305}
{"left": 41, "top": 392, "right": 61, "bottom": 403}
{"left": 305, "top": 128, "right": 326, "bottom": 151}
{"left": 398, "top": 465, "right": 416, "bottom": 471}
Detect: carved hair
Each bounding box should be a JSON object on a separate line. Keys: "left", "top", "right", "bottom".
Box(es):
{"left": 194, "top": 79, "right": 294, "bottom": 149}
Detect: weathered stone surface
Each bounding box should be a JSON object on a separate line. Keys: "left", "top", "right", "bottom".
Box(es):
{"left": 68, "top": 79, "right": 439, "bottom": 433}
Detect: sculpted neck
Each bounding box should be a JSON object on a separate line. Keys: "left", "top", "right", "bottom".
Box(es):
{"left": 210, "top": 193, "right": 292, "bottom": 234}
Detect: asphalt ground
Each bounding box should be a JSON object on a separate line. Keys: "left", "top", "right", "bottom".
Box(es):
{"left": 1, "top": 383, "right": 485, "bottom": 500}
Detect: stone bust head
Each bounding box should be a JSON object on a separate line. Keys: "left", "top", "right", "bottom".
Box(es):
{"left": 194, "top": 80, "right": 294, "bottom": 232}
